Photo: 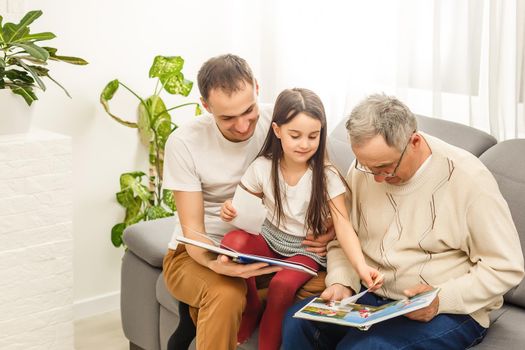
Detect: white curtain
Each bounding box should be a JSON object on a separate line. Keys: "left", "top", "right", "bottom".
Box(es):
{"left": 258, "top": 0, "right": 525, "bottom": 140}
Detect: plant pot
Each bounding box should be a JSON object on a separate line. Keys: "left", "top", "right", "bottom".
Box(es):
{"left": 0, "top": 90, "right": 34, "bottom": 135}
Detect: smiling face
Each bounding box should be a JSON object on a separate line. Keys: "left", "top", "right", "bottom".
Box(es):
{"left": 272, "top": 112, "right": 322, "bottom": 166}
{"left": 201, "top": 81, "right": 259, "bottom": 142}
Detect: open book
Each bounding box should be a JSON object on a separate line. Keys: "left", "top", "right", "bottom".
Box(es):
{"left": 175, "top": 235, "right": 317, "bottom": 276}
{"left": 293, "top": 288, "right": 440, "bottom": 330}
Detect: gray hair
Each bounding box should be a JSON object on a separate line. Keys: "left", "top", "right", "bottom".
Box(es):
{"left": 345, "top": 93, "right": 417, "bottom": 151}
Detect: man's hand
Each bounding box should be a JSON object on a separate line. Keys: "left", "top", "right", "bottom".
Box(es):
{"left": 403, "top": 284, "right": 439, "bottom": 322}
{"left": 302, "top": 225, "right": 336, "bottom": 257}
{"left": 320, "top": 283, "right": 353, "bottom": 301}
{"left": 220, "top": 199, "right": 236, "bottom": 222}
{"left": 208, "top": 254, "right": 282, "bottom": 278}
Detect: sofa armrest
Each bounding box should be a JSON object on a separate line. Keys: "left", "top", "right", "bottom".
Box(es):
{"left": 123, "top": 216, "right": 176, "bottom": 267}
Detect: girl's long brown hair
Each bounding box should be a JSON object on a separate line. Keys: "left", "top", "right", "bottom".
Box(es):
{"left": 258, "top": 88, "right": 330, "bottom": 238}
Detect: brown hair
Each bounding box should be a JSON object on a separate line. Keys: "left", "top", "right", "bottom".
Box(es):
{"left": 197, "top": 54, "right": 255, "bottom": 102}
{"left": 258, "top": 88, "right": 330, "bottom": 238}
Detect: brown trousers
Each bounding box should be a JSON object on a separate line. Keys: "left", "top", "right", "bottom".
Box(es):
{"left": 163, "top": 245, "right": 247, "bottom": 350}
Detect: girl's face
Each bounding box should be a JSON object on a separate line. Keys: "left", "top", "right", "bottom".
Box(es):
{"left": 272, "top": 112, "right": 322, "bottom": 165}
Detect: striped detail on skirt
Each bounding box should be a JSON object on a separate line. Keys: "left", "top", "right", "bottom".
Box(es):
{"left": 261, "top": 219, "right": 326, "bottom": 267}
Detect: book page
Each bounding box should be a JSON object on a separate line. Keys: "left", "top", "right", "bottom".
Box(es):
{"left": 231, "top": 185, "right": 267, "bottom": 234}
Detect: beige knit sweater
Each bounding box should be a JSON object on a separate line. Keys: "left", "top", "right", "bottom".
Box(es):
{"left": 326, "top": 133, "right": 524, "bottom": 327}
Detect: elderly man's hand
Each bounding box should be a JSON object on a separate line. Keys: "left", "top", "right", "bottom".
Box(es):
{"left": 302, "top": 220, "right": 336, "bottom": 257}
{"left": 403, "top": 284, "right": 440, "bottom": 322}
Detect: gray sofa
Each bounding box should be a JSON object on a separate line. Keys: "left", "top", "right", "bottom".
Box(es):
{"left": 121, "top": 115, "right": 525, "bottom": 350}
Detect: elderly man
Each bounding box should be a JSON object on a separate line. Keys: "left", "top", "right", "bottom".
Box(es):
{"left": 282, "top": 94, "right": 524, "bottom": 349}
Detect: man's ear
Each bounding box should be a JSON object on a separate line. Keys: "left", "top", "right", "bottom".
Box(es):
{"left": 411, "top": 132, "right": 422, "bottom": 148}
{"left": 200, "top": 97, "right": 212, "bottom": 114}
{"left": 254, "top": 79, "right": 259, "bottom": 96}
{"left": 272, "top": 122, "right": 281, "bottom": 138}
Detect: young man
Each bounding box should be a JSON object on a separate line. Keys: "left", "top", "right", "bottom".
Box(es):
{"left": 282, "top": 94, "right": 525, "bottom": 349}
{"left": 162, "top": 54, "right": 332, "bottom": 350}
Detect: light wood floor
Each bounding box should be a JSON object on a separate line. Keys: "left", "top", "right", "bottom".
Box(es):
{"left": 74, "top": 310, "right": 128, "bottom": 350}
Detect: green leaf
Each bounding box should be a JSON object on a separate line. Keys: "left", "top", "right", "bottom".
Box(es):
{"left": 11, "top": 86, "right": 38, "bottom": 105}
{"left": 50, "top": 55, "right": 88, "bottom": 65}
{"left": 16, "top": 59, "right": 46, "bottom": 90}
{"left": 145, "top": 205, "right": 173, "bottom": 220}
{"left": 12, "top": 43, "right": 50, "bottom": 61}
{"left": 16, "top": 10, "right": 43, "bottom": 30}
{"left": 162, "top": 74, "right": 193, "bottom": 96}
{"left": 119, "top": 172, "right": 151, "bottom": 203}
{"left": 116, "top": 189, "right": 144, "bottom": 224}
{"left": 162, "top": 189, "right": 177, "bottom": 211}
{"left": 137, "top": 98, "right": 155, "bottom": 146}
{"left": 6, "top": 69, "right": 34, "bottom": 84}
{"left": 42, "top": 47, "right": 88, "bottom": 65}
{"left": 111, "top": 223, "right": 126, "bottom": 247}
{"left": 149, "top": 56, "right": 193, "bottom": 96}
{"left": 153, "top": 109, "right": 173, "bottom": 151}
{"left": 195, "top": 104, "right": 202, "bottom": 115}
{"left": 2, "top": 23, "right": 17, "bottom": 43}
{"left": 124, "top": 200, "right": 143, "bottom": 225}
{"left": 0, "top": 15, "right": 5, "bottom": 43}
{"left": 3, "top": 10, "right": 42, "bottom": 43}
{"left": 149, "top": 56, "right": 184, "bottom": 78}
{"left": 100, "top": 80, "right": 138, "bottom": 128}
{"left": 101, "top": 79, "right": 119, "bottom": 101}
{"left": 19, "top": 32, "right": 56, "bottom": 42}
{"left": 0, "top": 57, "right": 5, "bottom": 68}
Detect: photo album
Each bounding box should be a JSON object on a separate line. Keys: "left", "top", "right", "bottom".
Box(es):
{"left": 175, "top": 235, "right": 318, "bottom": 276}
{"left": 293, "top": 288, "right": 440, "bottom": 330}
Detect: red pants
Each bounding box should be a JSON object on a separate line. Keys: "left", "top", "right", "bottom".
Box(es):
{"left": 221, "top": 230, "right": 319, "bottom": 350}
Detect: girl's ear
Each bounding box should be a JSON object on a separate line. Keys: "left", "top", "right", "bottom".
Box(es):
{"left": 272, "top": 122, "right": 281, "bottom": 139}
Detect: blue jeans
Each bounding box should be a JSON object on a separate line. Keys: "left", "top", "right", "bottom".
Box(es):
{"left": 282, "top": 292, "right": 487, "bottom": 350}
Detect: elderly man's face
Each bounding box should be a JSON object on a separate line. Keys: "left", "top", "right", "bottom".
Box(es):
{"left": 352, "top": 133, "right": 418, "bottom": 185}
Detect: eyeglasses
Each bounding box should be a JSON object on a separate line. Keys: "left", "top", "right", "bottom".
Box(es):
{"left": 354, "top": 131, "right": 415, "bottom": 178}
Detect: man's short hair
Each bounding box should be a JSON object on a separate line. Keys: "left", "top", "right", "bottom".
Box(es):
{"left": 346, "top": 93, "right": 417, "bottom": 151}
{"left": 197, "top": 54, "right": 255, "bottom": 102}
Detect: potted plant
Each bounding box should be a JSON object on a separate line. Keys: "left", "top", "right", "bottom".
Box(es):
{"left": 0, "top": 10, "right": 88, "bottom": 103}
{"left": 0, "top": 10, "right": 88, "bottom": 134}
{"left": 100, "top": 55, "right": 201, "bottom": 247}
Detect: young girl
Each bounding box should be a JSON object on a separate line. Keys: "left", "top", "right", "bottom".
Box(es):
{"left": 220, "top": 88, "right": 382, "bottom": 350}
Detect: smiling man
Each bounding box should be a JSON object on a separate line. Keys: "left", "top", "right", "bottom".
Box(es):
{"left": 283, "top": 93, "right": 524, "bottom": 349}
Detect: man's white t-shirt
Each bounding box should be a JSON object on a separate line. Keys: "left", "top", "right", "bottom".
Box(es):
{"left": 241, "top": 157, "right": 347, "bottom": 237}
{"left": 163, "top": 104, "right": 273, "bottom": 248}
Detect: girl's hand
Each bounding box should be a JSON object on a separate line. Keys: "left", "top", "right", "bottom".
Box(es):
{"left": 220, "top": 199, "right": 237, "bottom": 222}
{"left": 359, "top": 266, "right": 384, "bottom": 291}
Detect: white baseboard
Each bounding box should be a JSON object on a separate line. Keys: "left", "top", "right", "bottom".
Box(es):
{"left": 74, "top": 291, "right": 120, "bottom": 320}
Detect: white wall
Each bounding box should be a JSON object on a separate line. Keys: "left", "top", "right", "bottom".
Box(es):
{"left": 9, "top": 0, "right": 264, "bottom": 314}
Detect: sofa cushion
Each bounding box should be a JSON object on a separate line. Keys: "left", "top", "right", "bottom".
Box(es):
{"left": 474, "top": 304, "right": 525, "bottom": 349}
{"left": 123, "top": 216, "right": 175, "bottom": 267}
{"left": 480, "top": 139, "right": 525, "bottom": 308}
{"left": 327, "top": 138, "right": 355, "bottom": 175}
{"left": 416, "top": 115, "right": 497, "bottom": 156}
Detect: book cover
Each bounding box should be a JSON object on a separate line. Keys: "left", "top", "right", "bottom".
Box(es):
{"left": 293, "top": 288, "right": 440, "bottom": 330}
{"left": 175, "top": 235, "right": 317, "bottom": 276}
